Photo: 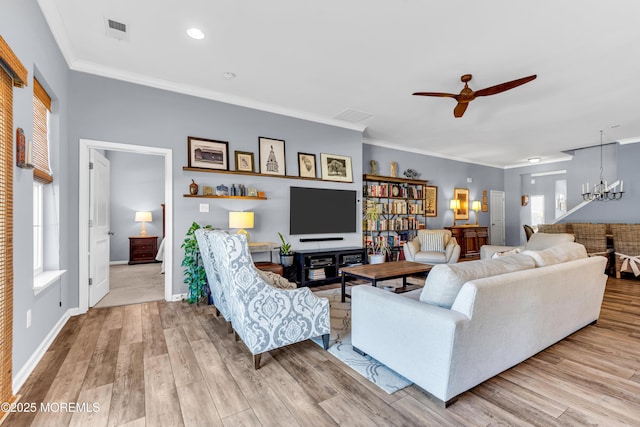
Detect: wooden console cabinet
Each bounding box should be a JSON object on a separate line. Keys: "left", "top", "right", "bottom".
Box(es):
{"left": 128, "top": 236, "right": 158, "bottom": 264}
{"left": 294, "top": 247, "right": 367, "bottom": 287}
{"left": 445, "top": 226, "right": 488, "bottom": 258}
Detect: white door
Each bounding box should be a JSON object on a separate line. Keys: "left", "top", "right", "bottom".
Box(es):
{"left": 490, "top": 190, "right": 505, "bottom": 245}
{"left": 89, "top": 150, "right": 111, "bottom": 306}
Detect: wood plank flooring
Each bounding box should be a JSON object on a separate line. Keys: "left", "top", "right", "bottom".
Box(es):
{"left": 5, "top": 275, "right": 640, "bottom": 426}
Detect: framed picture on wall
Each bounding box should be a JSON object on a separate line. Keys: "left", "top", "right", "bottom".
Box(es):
{"left": 320, "top": 153, "right": 353, "bottom": 182}
{"left": 453, "top": 187, "right": 469, "bottom": 220}
{"left": 258, "top": 137, "right": 286, "bottom": 176}
{"left": 234, "top": 151, "right": 255, "bottom": 172}
{"left": 297, "top": 152, "right": 316, "bottom": 178}
{"left": 188, "top": 136, "right": 229, "bottom": 171}
{"left": 425, "top": 185, "right": 438, "bottom": 217}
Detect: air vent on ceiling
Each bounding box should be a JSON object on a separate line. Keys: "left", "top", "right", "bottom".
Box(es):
{"left": 104, "top": 18, "right": 129, "bottom": 41}
{"left": 334, "top": 108, "right": 373, "bottom": 123}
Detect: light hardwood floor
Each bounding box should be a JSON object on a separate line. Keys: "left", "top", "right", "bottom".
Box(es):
{"left": 6, "top": 276, "right": 640, "bottom": 426}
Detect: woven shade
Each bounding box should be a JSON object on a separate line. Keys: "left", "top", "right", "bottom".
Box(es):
{"left": 32, "top": 78, "right": 52, "bottom": 184}
{"left": 0, "top": 36, "right": 27, "bottom": 87}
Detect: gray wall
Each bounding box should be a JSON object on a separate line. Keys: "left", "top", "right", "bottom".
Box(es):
{"left": 68, "top": 72, "right": 364, "bottom": 294}
{"left": 363, "top": 144, "right": 505, "bottom": 229}
{"left": 3, "top": 0, "right": 73, "bottom": 379}
{"left": 106, "top": 151, "right": 165, "bottom": 262}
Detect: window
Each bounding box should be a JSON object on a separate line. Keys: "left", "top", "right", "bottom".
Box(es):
{"left": 530, "top": 195, "right": 545, "bottom": 227}
{"left": 33, "top": 182, "right": 43, "bottom": 274}
{"left": 32, "top": 77, "right": 52, "bottom": 183}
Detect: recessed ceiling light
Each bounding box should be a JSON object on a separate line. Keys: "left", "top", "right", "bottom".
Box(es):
{"left": 223, "top": 72, "right": 236, "bottom": 80}
{"left": 528, "top": 157, "right": 541, "bottom": 164}
{"left": 186, "top": 28, "right": 205, "bottom": 40}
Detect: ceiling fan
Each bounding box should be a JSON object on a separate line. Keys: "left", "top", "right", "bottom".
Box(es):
{"left": 413, "top": 74, "right": 537, "bottom": 118}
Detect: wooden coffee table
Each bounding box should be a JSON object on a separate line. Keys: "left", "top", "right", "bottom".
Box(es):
{"left": 339, "top": 261, "right": 433, "bottom": 302}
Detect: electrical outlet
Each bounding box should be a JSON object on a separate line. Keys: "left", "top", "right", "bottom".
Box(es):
{"left": 199, "top": 203, "right": 209, "bottom": 213}
{"left": 467, "top": 177, "right": 473, "bottom": 183}
{"left": 26, "top": 309, "right": 31, "bottom": 328}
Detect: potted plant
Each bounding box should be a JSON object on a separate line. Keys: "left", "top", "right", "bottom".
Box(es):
{"left": 278, "top": 232, "right": 295, "bottom": 267}
{"left": 181, "top": 221, "right": 214, "bottom": 304}
{"left": 369, "top": 237, "right": 391, "bottom": 264}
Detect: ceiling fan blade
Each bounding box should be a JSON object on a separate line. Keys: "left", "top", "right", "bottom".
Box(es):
{"left": 453, "top": 102, "right": 469, "bottom": 118}
{"left": 474, "top": 74, "right": 537, "bottom": 97}
{"left": 412, "top": 91, "right": 458, "bottom": 99}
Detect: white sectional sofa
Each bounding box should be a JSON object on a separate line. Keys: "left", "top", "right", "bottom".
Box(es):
{"left": 480, "top": 231, "right": 574, "bottom": 260}
{"left": 351, "top": 242, "right": 608, "bottom": 406}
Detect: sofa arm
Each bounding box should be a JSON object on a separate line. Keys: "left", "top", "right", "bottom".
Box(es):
{"left": 403, "top": 238, "right": 419, "bottom": 262}
{"left": 351, "top": 285, "right": 468, "bottom": 400}
{"left": 445, "top": 237, "right": 460, "bottom": 263}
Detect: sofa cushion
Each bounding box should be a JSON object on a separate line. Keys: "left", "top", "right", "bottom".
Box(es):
{"left": 415, "top": 251, "right": 447, "bottom": 264}
{"left": 420, "top": 254, "right": 536, "bottom": 308}
{"left": 520, "top": 242, "right": 587, "bottom": 268}
{"left": 419, "top": 231, "right": 445, "bottom": 252}
{"left": 256, "top": 269, "right": 297, "bottom": 289}
{"left": 525, "top": 232, "right": 574, "bottom": 251}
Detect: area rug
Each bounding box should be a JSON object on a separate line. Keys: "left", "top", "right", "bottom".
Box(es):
{"left": 312, "top": 285, "right": 413, "bottom": 394}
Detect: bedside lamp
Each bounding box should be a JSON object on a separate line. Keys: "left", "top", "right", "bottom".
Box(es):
{"left": 135, "top": 211, "right": 152, "bottom": 236}
{"left": 472, "top": 200, "right": 482, "bottom": 225}
{"left": 229, "top": 211, "right": 255, "bottom": 242}
{"left": 449, "top": 199, "right": 460, "bottom": 227}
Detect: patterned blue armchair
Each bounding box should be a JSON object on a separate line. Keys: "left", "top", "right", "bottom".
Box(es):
{"left": 198, "top": 230, "right": 330, "bottom": 369}
{"left": 195, "top": 229, "right": 233, "bottom": 332}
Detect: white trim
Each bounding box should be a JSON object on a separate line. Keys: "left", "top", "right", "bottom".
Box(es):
{"left": 33, "top": 270, "right": 66, "bottom": 296}
{"left": 531, "top": 169, "right": 567, "bottom": 177}
{"left": 171, "top": 293, "right": 188, "bottom": 302}
{"left": 79, "top": 139, "right": 173, "bottom": 314}
{"left": 109, "top": 260, "right": 129, "bottom": 265}
{"left": 12, "top": 307, "right": 80, "bottom": 393}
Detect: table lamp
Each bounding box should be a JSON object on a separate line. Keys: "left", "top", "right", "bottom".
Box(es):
{"left": 229, "top": 211, "right": 255, "bottom": 242}
{"left": 135, "top": 211, "right": 152, "bottom": 236}
{"left": 449, "top": 199, "right": 460, "bottom": 226}
{"left": 472, "top": 200, "right": 482, "bottom": 225}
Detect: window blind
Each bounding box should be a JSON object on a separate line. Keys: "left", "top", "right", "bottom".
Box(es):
{"left": 32, "top": 78, "right": 52, "bottom": 184}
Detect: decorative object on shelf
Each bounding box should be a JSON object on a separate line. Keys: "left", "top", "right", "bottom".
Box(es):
{"left": 229, "top": 211, "right": 255, "bottom": 241}
{"left": 521, "top": 195, "right": 529, "bottom": 206}
{"left": 258, "top": 191, "right": 266, "bottom": 198}
{"left": 482, "top": 190, "right": 489, "bottom": 212}
{"left": 215, "top": 184, "right": 229, "bottom": 196}
{"left": 188, "top": 136, "right": 229, "bottom": 171}
{"left": 449, "top": 199, "right": 461, "bottom": 226}
{"left": 181, "top": 221, "right": 214, "bottom": 304}
{"left": 453, "top": 188, "right": 469, "bottom": 221}
{"left": 203, "top": 186, "right": 213, "bottom": 196}
{"left": 234, "top": 150, "right": 255, "bottom": 172}
{"left": 581, "top": 130, "right": 624, "bottom": 201}
{"left": 135, "top": 211, "right": 152, "bottom": 236}
{"left": 472, "top": 200, "right": 482, "bottom": 225}
{"left": 277, "top": 232, "right": 294, "bottom": 267}
{"left": 370, "top": 160, "right": 377, "bottom": 175}
{"left": 320, "top": 153, "right": 353, "bottom": 182}
{"left": 189, "top": 179, "right": 199, "bottom": 195}
{"left": 247, "top": 187, "right": 258, "bottom": 197}
{"left": 425, "top": 185, "right": 438, "bottom": 217}
{"left": 390, "top": 161, "right": 397, "bottom": 177}
{"left": 403, "top": 168, "right": 420, "bottom": 179}
{"left": 16, "top": 128, "right": 33, "bottom": 168}
{"left": 259, "top": 136, "right": 286, "bottom": 176}
{"left": 297, "top": 152, "right": 317, "bottom": 178}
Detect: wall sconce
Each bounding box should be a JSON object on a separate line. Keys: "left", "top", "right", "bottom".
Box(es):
{"left": 471, "top": 200, "right": 482, "bottom": 225}
{"left": 521, "top": 195, "right": 529, "bottom": 206}
{"left": 229, "top": 211, "right": 255, "bottom": 242}
{"left": 449, "top": 199, "right": 460, "bottom": 226}
{"left": 135, "top": 211, "right": 152, "bottom": 236}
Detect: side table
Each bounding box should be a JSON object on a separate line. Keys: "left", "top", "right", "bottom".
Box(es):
{"left": 129, "top": 236, "right": 158, "bottom": 264}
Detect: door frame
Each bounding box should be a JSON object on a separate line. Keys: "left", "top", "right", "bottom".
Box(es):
{"left": 79, "top": 138, "right": 173, "bottom": 314}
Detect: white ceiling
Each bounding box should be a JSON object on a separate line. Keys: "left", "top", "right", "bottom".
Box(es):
{"left": 39, "top": 0, "right": 640, "bottom": 168}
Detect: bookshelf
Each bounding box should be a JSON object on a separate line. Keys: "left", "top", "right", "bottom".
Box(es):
{"left": 362, "top": 174, "right": 429, "bottom": 261}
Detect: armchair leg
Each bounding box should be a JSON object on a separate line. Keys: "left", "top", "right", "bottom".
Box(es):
{"left": 234, "top": 331, "right": 239, "bottom": 341}
{"left": 214, "top": 307, "right": 220, "bottom": 317}
{"left": 322, "top": 333, "right": 330, "bottom": 350}
{"left": 253, "top": 354, "right": 262, "bottom": 370}
{"left": 226, "top": 321, "right": 233, "bottom": 334}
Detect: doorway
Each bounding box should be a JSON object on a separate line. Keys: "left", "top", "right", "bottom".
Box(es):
{"left": 78, "top": 139, "right": 173, "bottom": 314}
{"left": 490, "top": 190, "right": 505, "bottom": 245}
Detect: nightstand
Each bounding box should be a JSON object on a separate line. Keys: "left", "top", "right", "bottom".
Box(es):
{"left": 128, "top": 236, "right": 158, "bottom": 265}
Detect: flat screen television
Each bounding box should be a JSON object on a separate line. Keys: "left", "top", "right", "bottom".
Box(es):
{"left": 290, "top": 187, "right": 357, "bottom": 235}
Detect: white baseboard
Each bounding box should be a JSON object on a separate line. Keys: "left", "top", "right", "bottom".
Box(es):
{"left": 171, "top": 293, "right": 187, "bottom": 301}
{"left": 109, "top": 260, "right": 129, "bottom": 265}
{"left": 12, "top": 307, "right": 80, "bottom": 393}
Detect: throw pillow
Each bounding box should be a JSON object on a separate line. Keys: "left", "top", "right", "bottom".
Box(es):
{"left": 256, "top": 269, "right": 297, "bottom": 289}
{"left": 419, "top": 231, "right": 445, "bottom": 252}
{"left": 491, "top": 248, "right": 522, "bottom": 258}
{"left": 520, "top": 242, "right": 588, "bottom": 268}
{"left": 420, "top": 254, "right": 536, "bottom": 309}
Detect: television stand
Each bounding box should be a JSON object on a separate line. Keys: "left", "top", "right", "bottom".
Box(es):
{"left": 294, "top": 247, "right": 367, "bottom": 287}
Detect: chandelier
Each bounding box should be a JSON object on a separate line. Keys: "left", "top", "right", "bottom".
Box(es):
{"left": 581, "top": 130, "right": 624, "bottom": 201}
